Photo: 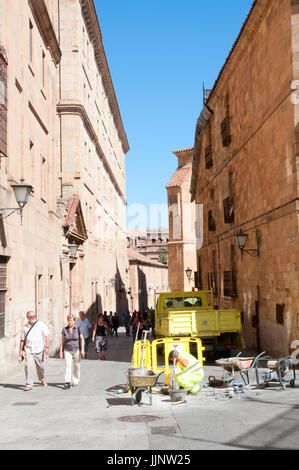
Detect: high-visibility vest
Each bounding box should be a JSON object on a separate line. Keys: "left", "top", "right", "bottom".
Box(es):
{"left": 175, "top": 352, "right": 204, "bottom": 388}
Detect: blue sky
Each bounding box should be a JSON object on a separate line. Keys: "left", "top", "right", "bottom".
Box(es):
{"left": 94, "top": 0, "right": 253, "bottom": 230}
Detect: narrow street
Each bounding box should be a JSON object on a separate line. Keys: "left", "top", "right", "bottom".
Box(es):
{"left": 0, "top": 328, "right": 298, "bottom": 451}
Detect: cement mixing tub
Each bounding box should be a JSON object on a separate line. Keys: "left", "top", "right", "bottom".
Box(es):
{"left": 127, "top": 369, "right": 163, "bottom": 406}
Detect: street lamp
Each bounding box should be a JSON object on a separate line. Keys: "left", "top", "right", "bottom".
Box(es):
{"left": 234, "top": 229, "right": 259, "bottom": 258}
{"left": 0, "top": 178, "right": 33, "bottom": 224}
{"left": 68, "top": 243, "right": 79, "bottom": 262}
{"left": 185, "top": 267, "right": 193, "bottom": 280}
{"left": 60, "top": 242, "right": 79, "bottom": 264}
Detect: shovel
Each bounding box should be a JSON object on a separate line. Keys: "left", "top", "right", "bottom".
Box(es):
{"left": 130, "top": 323, "right": 140, "bottom": 367}
{"left": 138, "top": 330, "right": 150, "bottom": 376}
{"left": 171, "top": 357, "right": 179, "bottom": 391}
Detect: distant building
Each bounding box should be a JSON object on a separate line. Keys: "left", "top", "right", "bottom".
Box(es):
{"left": 127, "top": 227, "right": 169, "bottom": 264}
{"left": 127, "top": 248, "right": 168, "bottom": 312}
{"left": 166, "top": 148, "right": 197, "bottom": 292}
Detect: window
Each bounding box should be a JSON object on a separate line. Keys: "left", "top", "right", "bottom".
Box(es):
{"left": 195, "top": 256, "right": 203, "bottom": 290}
{"left": 41, "top": 156, "right": 47, "bottom": 202}
{"left": 223, "top": 271, "right": 237, "bottom": 297}
{"left": 0, "top": 257, "right": 8, "bottom": 339}
{"left": 224, "top": 245, "right": 237, "bottom": 297}
{"left": 29, "top": 20, "right": 34, "bottom": 63}
{"left": 223, "top": 196, "right": 234, "bottom": 224}
{"left": 165, "top": 297, "right": 183, "bottom": 309}
{"left": 221, "top": 92, "right": 231, "bottom": 147}
{"left": 42, "top": 50, "right": 46, "bottom": 88}
{"left": 0, "top": 47, "right": 8, "bottom": 157}
{"left": 276, "top": 304, "right": 285, "bottom": 326}
{"left": 208, "top": 210, "right": 216, "bottom": 231}
{"left": 184, "top": 297, "right": 202, "bottom": 307}
{"left": 205, "top": 123, "right": 213, "bottom": 169}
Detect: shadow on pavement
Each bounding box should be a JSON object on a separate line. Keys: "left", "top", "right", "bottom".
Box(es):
{"left": 0, "top": 383, "right": 24, "bottom": 390}
{"left": 106, "top": 397, "right": 132, "bottom": 406}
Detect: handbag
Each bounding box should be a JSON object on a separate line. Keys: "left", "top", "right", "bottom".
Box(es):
{"left": 21, "top": 321, "right": 38, "bottom": 361}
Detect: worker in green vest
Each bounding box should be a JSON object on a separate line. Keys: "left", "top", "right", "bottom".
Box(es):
{"left": 169, "top": 349, "right": 204, "bottom": 394}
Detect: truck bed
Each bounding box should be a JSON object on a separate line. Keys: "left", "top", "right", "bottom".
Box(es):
{"left": 155, "top": 309, "right": 242, "bottom": 338}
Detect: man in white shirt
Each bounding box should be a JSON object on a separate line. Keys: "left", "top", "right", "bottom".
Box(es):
{"left": 76, "top": 311, "right": 91, "bottom": 357}
{"left": 19, "top": 311, "right": 50, "bottom": 391}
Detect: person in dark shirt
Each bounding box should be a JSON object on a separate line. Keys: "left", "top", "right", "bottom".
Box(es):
{"left": 111, "top": 312, "right": 120, "bottom": 337}
{"left": 92, "top": 314, "right": 110, "bottom": 360}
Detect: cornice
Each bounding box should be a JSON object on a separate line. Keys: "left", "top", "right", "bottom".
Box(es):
{"left": 79, "top": 0, "right": 130, "bottom": 155}
{"left": 28, "top": 0, "right": 61, "bottom": 65}
{"left": 57, "top": 102, "right": 126, "bottom": 204}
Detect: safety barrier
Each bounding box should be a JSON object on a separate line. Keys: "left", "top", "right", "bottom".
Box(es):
{"left": 151, "top": 337, "right": 205, "bottom": 384}
{"left": 132, "top": 339, "right": 151, "bottom": 369}
{"left": 132, "top": 337, "right": 205, "bottom": 384}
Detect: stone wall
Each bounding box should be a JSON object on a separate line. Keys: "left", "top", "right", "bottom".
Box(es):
{"left": 192, "top": 0, "right": 299, "bottom": 356}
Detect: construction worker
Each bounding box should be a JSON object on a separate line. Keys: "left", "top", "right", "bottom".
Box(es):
{"left": 169, "top": 350, "right": 204, "bottom": 394}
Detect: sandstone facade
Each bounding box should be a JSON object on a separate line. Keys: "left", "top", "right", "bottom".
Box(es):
{"left": 0, "top": 0, "right": 129, "bottom": 378}
{"left": 190, "top": 0, "right": 299, "bottom": 357}
{"left": 167, "top": 148, "right": 197, "bottom": 292}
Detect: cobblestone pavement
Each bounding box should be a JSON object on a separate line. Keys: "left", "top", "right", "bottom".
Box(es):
{"left": 0, "top": 328, "right": 298, "bottom": 450}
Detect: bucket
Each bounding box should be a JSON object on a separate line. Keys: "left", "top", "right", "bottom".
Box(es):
{"left": 168, "top": 388, "right": 187, "bottom": 402}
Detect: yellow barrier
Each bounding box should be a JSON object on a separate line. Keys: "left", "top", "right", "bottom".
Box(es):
{"left": 132, "top": 340, "right": 151, "bottom": 369}
{"left": 132, "top": 337, "right": 205, "bottom": 385}
{"left": 151, "top": 337, "right": 205, "bottom": 384}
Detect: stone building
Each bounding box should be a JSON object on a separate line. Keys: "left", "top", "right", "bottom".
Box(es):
{"left": 127, "top": 248, "right": 168, "bottom": 312}
{"left": 0, "top": 0, "right": 63, "bottom": 377}
{"left": 57, "top": 0, "right": 130, "bottom": 325}
{"left": 190, "top": 0, "right": 299, "bottom": 357}
{"left": 166, "top": 148, "right": 197, "bottom": 292}
{"left": 0, "top": 0, "right": 129, "bottom": 378}
{"left": 127, "top": 227, "right": 169, "bottom": 264}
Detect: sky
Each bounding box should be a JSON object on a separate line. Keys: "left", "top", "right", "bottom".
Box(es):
{"left": 94, "top": 0, "right": 253, "bottom": 231}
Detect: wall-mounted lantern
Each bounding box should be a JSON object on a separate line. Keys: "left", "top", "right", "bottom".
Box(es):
{"left": 185, "top": 267, "right": 193, "bottom": 280}
{"left": 0, "top": 178, "right": 33, "bottom": 224}
{"left": 234, "top": 229, "right": 260, "bottom": 258}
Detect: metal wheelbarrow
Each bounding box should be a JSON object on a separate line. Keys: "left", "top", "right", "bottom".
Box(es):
{"left": 127, "top": 369, "right": 163, "bottom": 406}
{"left": 216, "top": 351, "right": 266, "bottom": 386}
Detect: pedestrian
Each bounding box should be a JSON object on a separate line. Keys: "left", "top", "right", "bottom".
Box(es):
{"left": 108, "top": 311, "right": 113, "bottom": 335}
{"left": 76, "top": 311, "right": 92, "bottom": 358}
{"left": 123, "top": 311, "right": 130, "bottom": 336}
{"left": 111, "top": 312, "right": 120, "bottom": 337}
{"left": 19, "top": 311, "right": 50, "bottom": 391}
{"left": 92, "top": 314, "right": 110, "bottom": 360}
{"left": 169, "top": 349, "right": 204, "bottom": 394}
{"left": 129, "top": 310, "right": 137, "bottom": 342}
{"left": 134, "top": 311, "right": 144, "bottom": 341}
{"left": 103, "top": 311, "right": 108, "bottom": 325}
{"left": 59, "top": 314, "right": 85, "bottom": 389}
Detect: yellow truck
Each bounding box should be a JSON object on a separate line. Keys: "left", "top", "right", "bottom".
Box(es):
{"left": 154, "top": 290, "right": 245, "bottom": 357}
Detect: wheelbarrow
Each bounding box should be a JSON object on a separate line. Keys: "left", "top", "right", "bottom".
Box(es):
{"left": 215, "top": 351, "right": 266, "bottom": 386}
{"left": 127, "top": 369, "right": 163, "bottom": 406}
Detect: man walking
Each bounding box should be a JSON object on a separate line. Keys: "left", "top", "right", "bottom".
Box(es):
{"left": 19, "top": 311, "right": 50, "bottom": 391}
{"left": 76, "top": 311, "right": 91, "bottom": 357}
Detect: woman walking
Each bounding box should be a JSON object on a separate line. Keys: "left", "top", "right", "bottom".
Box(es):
{"left": 59, "top": 314, "right": 85, "bottom": 389}
{"left": 92, "top": 314, "right": 110, "bottom": 360}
